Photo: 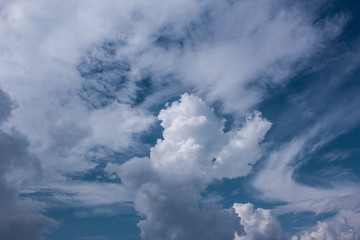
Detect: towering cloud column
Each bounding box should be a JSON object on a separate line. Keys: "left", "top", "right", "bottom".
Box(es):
{"left": 113, "top": 94, "right": 271, "bottom": 240}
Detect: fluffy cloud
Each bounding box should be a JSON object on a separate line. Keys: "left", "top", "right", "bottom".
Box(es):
{"left": 292, "top": 215, "right": 360, "bottom": 240}
{"left": 233, "top": 204, "right": 360, "bottom": 240}
{"left": 233, "top": 203, "right": 284, "bottom": 240}
{"left": 111, "top": 94, "right": 271, "bottom": 239}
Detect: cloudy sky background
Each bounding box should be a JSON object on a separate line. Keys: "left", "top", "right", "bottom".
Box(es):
{"left": 0, "top": 0, "right": 360, "bottom": 239}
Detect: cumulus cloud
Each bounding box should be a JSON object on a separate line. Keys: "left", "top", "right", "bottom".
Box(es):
{"left": 233, "top": 203, "right": 284, "bottom": 240}
{"left": 292, "top": 215, "right": 360, "bottom": 240}
{"left": 232, "top": 203, "right": 360, "bottom": 240}
{"left": 109, "top": 94, "right": 271, "bottom": 239}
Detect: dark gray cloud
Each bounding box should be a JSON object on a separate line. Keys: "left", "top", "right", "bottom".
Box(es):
{"left": 0, "top": 87, "right": 12, "bottom": 124}
{"left": 0, "top": 88, "right": 56, "bottom": 240}
{"left": 0, "top": 181, "right": 56, "bottom": 240}
{"left": 136, "top": 180, "right": 243, "bottom": 240}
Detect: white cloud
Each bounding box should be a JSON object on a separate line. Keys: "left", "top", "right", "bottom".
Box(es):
{"left": 138, "top": 0, "right": 346, "bottom": 114}
{"left": 46, "top": 182, "right": 132, "bottom": 207}
{"left": 233, "top": 203, "right": 284, "bottom": 240}
{"left": 250, "top": 82, "right": 360, "bottom": 239}
{"left": 0, "top": 0, "right": 354, "bottom": 238}
{"left": 292, "top": 214, "right": 360, "bottom": 240}
{"left": 86, "top": 102, "right": 155, "bottom": 151}
{"left": 252, "top": 88, "right": 360, "bottom": 206}
{"left": 110, "top": 94, "right": 270, "bottom": 239}
{"left": 0, "top": 0, "right": 346, "bottom": 189}
{"left": 232, "top": 203, "right": 360, "bottom": 240}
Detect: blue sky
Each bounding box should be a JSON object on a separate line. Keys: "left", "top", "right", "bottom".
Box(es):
{"left": 0, "top": 0, "right": 360, "bottom": 239}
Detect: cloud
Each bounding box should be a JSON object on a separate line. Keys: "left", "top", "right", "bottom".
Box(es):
{"left": 250, "top": 50, "right": 360, "bottom": 237}
{"left": 232, "top": 203, "right": 360, "bottom": 240}
{"left": 0, "top": 88, "right": 56, "bottom": 240}
{"left": 0, "top": 0, "right": 355, "bottom": 238}
{"left": 0, "top": 0, "right": 162, "bottom": 179}
{"left": 0, "top": 180, "right": 56, "bottom": 240}
{"left": 46, "top": 182, "right": 132, "bottom": 208}
{"left": 291, "top": 214, "right": 360, "bottom": 240}
{"left": 0, "top": 0, "right": 347, "bottom": 207}
{"left": 131, "top": 0, "right": 346, "bottom": 114}
{"left": 85, "top": 102, "right": 156, "bottom": 150}
{"left": 233, "top": 203, "right": 284, "bottom": 240}
{"left": 110, "top": 94, "right": 271, "bottom": 239}
{"left": 252, "top": 133, "right": 360, "bottom": 225}
{"left": 252, "top": 53, "right": 360, "bottom": 208}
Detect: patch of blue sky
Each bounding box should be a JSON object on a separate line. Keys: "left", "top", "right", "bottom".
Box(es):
{"left": 204, "top": 177, "right": 286, "bottom": 210}
{"left": 295, "top": 125, "right": 360, "bottom": 187}
{"left": 277, "top": 211, "right": 337, "bottom": 235}
{"left": 44, "top": 208, "right": 141, "bottom": 240}
{"left": 78, "top": 42, "right": 188, "bottom": 114}
{"left": 154, "top": 34, "right": 185, "bottom": 51}
{"left": 65, "top": 163, "right": 120, "bottom": 183}
{"left": 319, "top": 0, "right": 360, "bottom": 42}
{"left": 153, "top": 7, "right": 213, "bottom": 51}
{"left": 77, "top": 41, "right": 131, "bottom": 109}
{"left": 258, "top": 53, "right": 360, "bottom": 147}
{"left": 84, "top": 145, "right": 150, "bottom": 163}
{"left": 131, "top": 74, "right": 186, "bottom": 110}
{"left": 211, "top": 100, "right": 237, "bottom": 132}
{"left": 20, "top": 189, "right": 60, "bottom": 206}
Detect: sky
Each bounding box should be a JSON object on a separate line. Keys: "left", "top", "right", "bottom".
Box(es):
{"left": 0, "top": 0, "right": 360, "bottom": 239}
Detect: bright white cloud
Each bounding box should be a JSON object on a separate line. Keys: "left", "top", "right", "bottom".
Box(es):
{"left": 233, "top": 203, "right": 284, "bottom": 240}
{"left": 110, "top": 94, "right": 271, "bottom": 239}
